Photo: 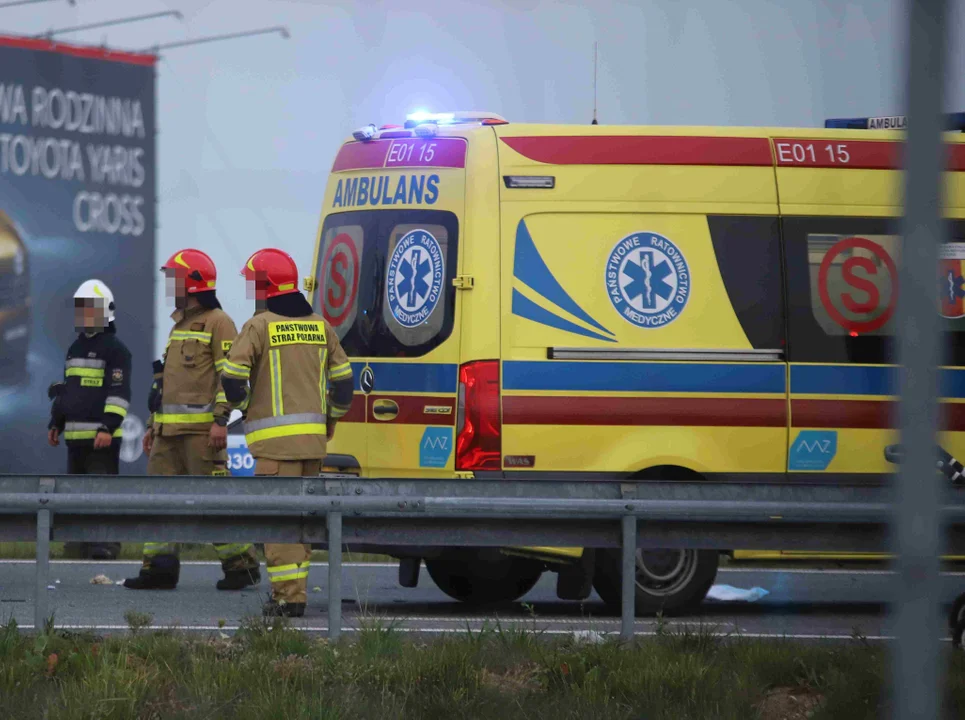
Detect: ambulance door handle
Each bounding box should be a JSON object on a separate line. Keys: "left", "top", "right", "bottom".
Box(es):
{"left": 372, "top": 399, "right": 399, "bottom": 421}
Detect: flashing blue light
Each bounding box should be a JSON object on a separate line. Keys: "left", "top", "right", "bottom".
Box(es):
{"left": 406, "top": 111, "right": 455, "bottom": 125}
{"left": 825, "top": 112, "right": 965, "bottom": 132}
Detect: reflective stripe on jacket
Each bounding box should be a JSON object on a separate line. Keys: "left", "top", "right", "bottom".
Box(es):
{"left": 223, "top": 311, "right": 352, "bottom": 460}
{"left": 152, "top": 305, "right": 237, "bottom": 436}
{"left": 50, "top": 326, "right": 132, "bottom": 446}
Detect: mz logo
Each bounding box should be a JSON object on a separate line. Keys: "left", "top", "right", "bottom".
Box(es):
{"left": 797, "top": 439, "right": 834, "bottom": 454}
{"left": 419, "top": 427, "right": 453, "bottom": 469}
{"left": 422, "top": 434, "right": 449, "bottom": 451}
{"left": 789, "top": 431, "right": 838, "bottom": 472}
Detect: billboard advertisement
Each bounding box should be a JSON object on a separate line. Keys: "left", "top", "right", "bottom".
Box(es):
{"left": 0, "top": 36, "right": 156, "bottom": 474}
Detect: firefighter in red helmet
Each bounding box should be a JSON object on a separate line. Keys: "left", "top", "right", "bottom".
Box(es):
{"left": 124, "top": 249, "right": 260, "bottom": 591}
{"left": 221, "top": 248, "right": 353, "bottom": 616}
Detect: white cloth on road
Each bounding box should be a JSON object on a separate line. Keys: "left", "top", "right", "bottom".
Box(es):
{"left": 705, "top": 584, "right": 769, "bottom": 602}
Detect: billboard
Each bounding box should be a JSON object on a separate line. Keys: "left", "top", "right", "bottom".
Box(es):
{"left": 0, "top": 36, "right": 156, "bottom": 474}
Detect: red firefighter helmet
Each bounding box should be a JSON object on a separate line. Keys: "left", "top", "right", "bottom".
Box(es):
{"left": 161, "top": 249, "right": 217, "bottom": 294}
{"left": 242, "top": 248, "right": 299, "bottom": 299}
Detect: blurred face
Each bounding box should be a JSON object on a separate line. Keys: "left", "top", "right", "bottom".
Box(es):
{"left": 245, "top": 271, "right": 269, "bottom": 312}
{"left": 164, "top": 268, "right": 188, "bottom": 308}
{"left": 74, "top": 297, "right": 108, "bottom": 332}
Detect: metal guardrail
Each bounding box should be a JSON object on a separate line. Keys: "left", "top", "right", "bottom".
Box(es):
{"left": 2, "top": 473, "right": 965, "bottom": 643}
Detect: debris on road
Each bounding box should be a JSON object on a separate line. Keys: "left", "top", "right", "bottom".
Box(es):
{"left": 706, "top": 584, "right": 769, "bottom": 602}
{"left": 90, "top": 574, "right": 112, "bottom": 585}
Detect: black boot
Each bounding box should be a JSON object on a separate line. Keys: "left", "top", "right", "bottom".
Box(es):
{"left": 216, "top": 567, "right": 261, "bottom": 590}
{"left": 123, "top": 555, "right": 179, "bottom": 590}
{"left": 262, "top": 599, "right": 305, "bottom": 617}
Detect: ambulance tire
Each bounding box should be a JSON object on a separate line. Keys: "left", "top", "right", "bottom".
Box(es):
{"left": 425, "top": 550, "right": 543, "bottom": 605}
{"left": 954, "top": 620, "right": 965, "bottom": 650}
{"left": 593, "top": 548, "right": 719, "bottom": 616}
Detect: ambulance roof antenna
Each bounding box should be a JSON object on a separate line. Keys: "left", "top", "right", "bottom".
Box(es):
{"left": 591, "top": 42, "right": 599, "bottom": 125}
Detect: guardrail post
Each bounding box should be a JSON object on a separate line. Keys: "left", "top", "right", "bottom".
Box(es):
{"left": 327, "top": 510, "right": 342, "bottom": 641}
{"left": 35, "top": 508, "right": 51, "bottom": 631}
{"left": 621, "top": 514, "right": 636, "bottom": 641}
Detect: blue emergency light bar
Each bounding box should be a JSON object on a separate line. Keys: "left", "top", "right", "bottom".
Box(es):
{"left": 403, "top": 110, "right": 508, "bottom": 129}
{"left": 825, "top": 112, "right": 965, "bottom": 132}
{"left": 406, "top": 111, "right": 455, "bottom": 127}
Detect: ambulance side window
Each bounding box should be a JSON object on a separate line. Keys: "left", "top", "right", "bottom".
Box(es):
{"left": 784, "top": 217, "right": 965, "bottom": 365}
{"left": 706, "top": 216, "right": 784, "bottom": 350}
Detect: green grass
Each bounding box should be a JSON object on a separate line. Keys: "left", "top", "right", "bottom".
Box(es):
{"left": 0, "top": 543, "right": 392, "bottom": 563}
{"left": 0, "top": 618, "right": 963, "bottom": 719}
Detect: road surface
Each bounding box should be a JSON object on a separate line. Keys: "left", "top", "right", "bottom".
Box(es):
{"left": 3, "top": 560, "right": 965, "bottom": 639}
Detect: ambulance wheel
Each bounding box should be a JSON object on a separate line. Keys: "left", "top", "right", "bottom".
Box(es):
{"left": 425, "top": 550, "right": 543, "bottom": 604}
{"left": 954, "top": 621, "right": 965, "bottom": 650}
{"left": 593, "top": 548, "right": 719, "bottom": 615}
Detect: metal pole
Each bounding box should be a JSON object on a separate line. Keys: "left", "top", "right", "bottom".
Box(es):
{"left": 34, "top": 509, "right": 50, "bottom": 631}
{"left": 620, "top": 515, "right": 636, "bottom": 640}
{"left": 35, "top": 11, "right": 182, "bottom": 39}
{"left": 892, "top": 1, "right": 949, "bottom": 718}
{"left": 143, "top": 27, "right": 289, "bottom": 54}
{"left": 327, "top": 511, "right": 342, "bottom": 641}
{"left": 0, "top": 0, "right": 73, "bottom": 9}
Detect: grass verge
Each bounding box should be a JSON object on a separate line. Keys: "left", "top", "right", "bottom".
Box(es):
{"left": 0, "top": 542, "right": 392, "bottom": 563}
{"left": 0, "top": 617, "right": 963, "bottom": 719}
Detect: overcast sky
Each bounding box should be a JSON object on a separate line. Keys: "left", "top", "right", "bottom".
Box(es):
{"left": 3, "top": 0, "right": 963, "bottom": 353}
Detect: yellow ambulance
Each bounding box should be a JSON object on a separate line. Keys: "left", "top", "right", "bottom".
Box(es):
{"left": 308, "top": 111, "right": 965, "bottom": 614}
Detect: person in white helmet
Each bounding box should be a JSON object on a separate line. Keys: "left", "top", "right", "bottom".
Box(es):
{"left": 46, "top": 279, "right": 131, "bottom": 560}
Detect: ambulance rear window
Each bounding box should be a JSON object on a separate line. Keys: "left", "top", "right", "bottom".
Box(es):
{"left": 314, "top": 209, "right": 459, "bottom": 358}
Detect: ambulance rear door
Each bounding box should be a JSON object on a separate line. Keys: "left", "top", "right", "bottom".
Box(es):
{"left": 313, "top": 134, "right": 468, "bottom": 477}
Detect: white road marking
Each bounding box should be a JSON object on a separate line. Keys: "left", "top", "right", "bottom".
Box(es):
{"left": 720, "top": 567, "right": 926, "bottom": 576}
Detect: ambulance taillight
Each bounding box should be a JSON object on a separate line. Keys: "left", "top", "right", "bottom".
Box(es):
{"left": 455, "top": 361, "right": 502, "bottom": 471}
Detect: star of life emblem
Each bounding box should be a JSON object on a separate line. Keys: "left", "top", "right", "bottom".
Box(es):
{"left": 605, "top": 232, "right": 690, "bottom": 328}
{"left": 386, "top": 229, "right": 444, "bottom": 328}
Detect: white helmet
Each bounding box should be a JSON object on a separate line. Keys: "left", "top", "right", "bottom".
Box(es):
{"left": 73, "top": 279, "right": 115, "bottom": 322}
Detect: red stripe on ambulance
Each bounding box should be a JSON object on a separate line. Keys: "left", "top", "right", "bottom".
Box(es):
{"left": 499, "top": 136, "right": 773, "bottom": 167}
{"left": 792, "top": 399, "right": 965, "bottom": 430}
{"left": 331, "top": 138, "right": 467, "bottom": 172}
{"left": 502, "top": 396, "right": 786, "bottom": 427}
{"left": 773, "top": 138, "right": 965, "bottom": 171}
{"left": 366, "top": 394, "right": 456, "bottom": 426}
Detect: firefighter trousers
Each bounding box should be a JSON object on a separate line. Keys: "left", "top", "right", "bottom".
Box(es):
{"left": 141, "top": 433, "right": 258, "bottom": 575}
{"left": 256, "top": 458, "right": 321, "bottom": 604}
{"left": 64, "top": 441, "right": 122, "bottom": 559}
